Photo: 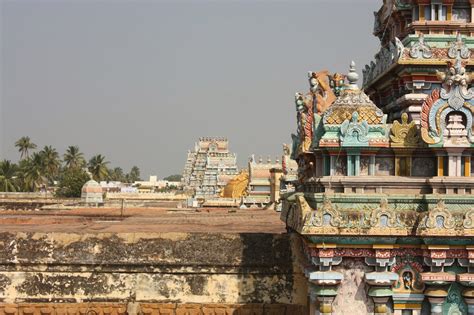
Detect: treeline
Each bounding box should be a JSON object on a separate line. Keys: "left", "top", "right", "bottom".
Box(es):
{"left": 0, "top": 137, "right": 141, "bottom": 196}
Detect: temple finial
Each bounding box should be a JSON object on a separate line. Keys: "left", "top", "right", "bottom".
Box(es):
{"left": 347, "top": 60, "right": 359, "bottom": 90}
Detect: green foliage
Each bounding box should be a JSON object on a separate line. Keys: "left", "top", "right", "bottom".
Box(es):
{"left": 56, "top": 168, "right": 90, "bottom": 198}
{"left": 15, "top": 136, "right": 37, "bottom": 160}
{"left": 163, "top": 174, "right": 182, "bottom": 182}
{"left": 127, "top": 166, "right": 141, "bottom": 182}
{"left": 8, "top": 137, "right": 144, "bottom": 192}
{"left": 64, "top": 146, "right": 85, "bottom": 169}
{"left": 88, "top": 154, "right": 109, "bottom": 181}
{"left": 40, "top": 145, "right": 61, "bottom": 182}
{"left": 156, "top": 184, "right": 179, "bottom": 192}
{"left": 0, "top": 160, "right": 19, "bottom": 192}
{"left": 109, "top": 167, "right": 125, "bottom": 182}
{"left": 21, "top": 153, "right": 47, "bottom": 191}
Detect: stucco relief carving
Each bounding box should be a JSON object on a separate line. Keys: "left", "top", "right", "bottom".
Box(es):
{"left": 390, "top": 113, "right": 420, "bottom": 147}
{"left": 421, "top": 200, "right": 456, "bottom": 230}
{"left": 421, "top": 57, "right": 474, "bottom": 146}
{"left": 463, "top": 209, "right": 474, "bottom": 229}
{"left": 369, "top": 198, "right": 398, "bottom": 228}
{"left": 409, "top": 33, "right": 432, "bottom": 59}
{"left": 309, "top": 195, "right": 341, "bottom": 228}
{"left": 448, "top": 32, "right": 471, "bottom": 59}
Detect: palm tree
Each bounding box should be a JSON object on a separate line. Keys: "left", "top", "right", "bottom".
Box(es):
{"left": 15, "top": 136, "right": 37, "bottom": 160}
{"left": 128, "top": 166, "right": 141, "bottom": 182}
{"left": 22, "top": 153, "right": 46, "bottom": 191}
{"left": 110, "top": 167, "right": 124, "bottom": 182}
{"left": 0, "top": 160, "right": 19, "bottom": 192}
{"left": 40, "top": 146, "right": 61, "bottom": 181}
{"left": 88, "top": 154, "right": 109, "bottom": 181}
{"left": 63, "top": 146, "right": 85, "bottom": 169}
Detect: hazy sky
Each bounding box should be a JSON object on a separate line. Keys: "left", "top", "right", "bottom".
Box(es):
{"left": 1, "top": 0, "right": 380, "bottom": 178}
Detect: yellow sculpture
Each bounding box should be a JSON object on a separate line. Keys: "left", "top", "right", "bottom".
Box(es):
{"left": 220, "top": 171, "right": 249, "bottom": 198}
{"left": 390, "top": 113, "right": 420, "bottom": 147}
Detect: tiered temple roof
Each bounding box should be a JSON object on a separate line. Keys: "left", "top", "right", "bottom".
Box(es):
{"left": 181, "top": 137, "right": 239, "bottom": 198}
{"left": 282, "top": 0, "right": 474, "bottom": 313}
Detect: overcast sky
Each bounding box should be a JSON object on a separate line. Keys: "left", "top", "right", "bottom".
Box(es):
{"left": 1, "top": 0, "right": 380, "bottom": 178}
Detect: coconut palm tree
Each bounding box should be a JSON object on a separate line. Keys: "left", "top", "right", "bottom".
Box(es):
{"left": 63, "top": 146, "right": 85, "bottom": 169}
{"left": 88, "top": 154, "right": 109, "bottom": 181}
{"left": 40, "top": 146, "right": 61, "bottom": 182}
{"left": 15, "top": 136, "right": 37, "bottom": 160}
{"left": 0, "top": 160, "right": 19, "bottom": 192}
{"left": 128, "top": 166, "right": 141, "bottom": 182}
{"left": 109, "top": 167, "right": 125, "bottom": 182}
{"left": 22, "top": 152, "right": 46, "bottom": 191}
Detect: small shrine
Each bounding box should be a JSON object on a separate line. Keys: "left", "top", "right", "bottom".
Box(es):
{"left": 81, "top": 173, "right": 103, "bottom": 205}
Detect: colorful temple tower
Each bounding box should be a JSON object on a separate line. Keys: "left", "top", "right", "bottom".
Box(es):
{"left": 282, "top": 0, "right": 474, "bottom": 314}
{"left": 181, "top": 137, "right": 239, "bottom": 198}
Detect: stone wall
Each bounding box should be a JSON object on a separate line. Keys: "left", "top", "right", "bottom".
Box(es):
{"left": 0, "top": 232, "right": 307, "bottom": 314}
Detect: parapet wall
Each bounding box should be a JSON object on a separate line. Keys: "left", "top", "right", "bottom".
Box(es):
{"left": 0, "top": 232, "right": 307, "bottom": 314}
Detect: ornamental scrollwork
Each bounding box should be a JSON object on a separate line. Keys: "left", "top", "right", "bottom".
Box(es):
{"left": 390, "top": 113, "right": 419, "bottom": 147}
{"left": 436, "top": 57, "right": 473, "bottom": 110}
{"left": 340, "top": 112, "right": 369, "bottom": 146}
{"left": 448, "top": 32, "right": 471, "bottom": 59}
{"left": 409, "top": 33, "right": 432, "bottom": 59}
{"left": 369, "top": 198, "right": 398, "bottom": 228}
{"left": 423, "top": 200, "right": 455, "bottom": 230}
{"left": 421, "top": 56, "right": 474, "bottom": 146}
{"left": 463, "top": 209, "right": 474, "bottom": 229}
{"left": 309, "top": 195, "right": 341, "bottom": 227}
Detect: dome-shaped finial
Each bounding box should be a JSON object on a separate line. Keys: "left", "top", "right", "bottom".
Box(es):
{"left": 347, "top": 60, "right": 359, "bottom": 90}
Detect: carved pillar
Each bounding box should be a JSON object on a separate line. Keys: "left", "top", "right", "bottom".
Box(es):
{"left": 346, "top": 149, "right": 360, "bottom": 176}
{"left": 308, "top": 271, "right": 343, "bottom": 315}
{"left": 422, "top": 253, "right": 456, "bottom": 315}
{"left": 446, "top": 148, "right": 465, "bottom": 177}
{"left": 365, "top": 250, "right": 398, "bottom": 315}
{"left": 464, "top": 155, "right": 471, "bottom": 177}
{"left": 330, "top": 155, "right": 336, "bottom": 176}
{"left": 419, "top": 5, "right": 426, "bottom": 21}
{"left": 437, "top": 155, "right": 445, "bottom": 177}
{"left": 369, "top": 155, "right": 376, "bottom": 175}
{"left": 471, "top": 0, "right": 474, "bottom": 23}
{"left": 392, "top": 294, "right": 425, "bottom": 315}
{"left": 458, "top": 248, "right": 474, "bottom": 314}
{"left": 447, "top": 4, "right": 452, "bottom": 20}
{"left": 424, "top": 286, "right": 449, "bottom": 315}
{"left": 462, "top": 288, "right": 474, "bottom": 315}
{"left": 308, "top": 252, "right": 344, "bottom": 314}
{"left": 395, "top": 152, "right": 412, "bottom": 176}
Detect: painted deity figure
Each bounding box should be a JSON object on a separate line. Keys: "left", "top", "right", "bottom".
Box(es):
{"left": 295, "top": 92, "right": 313, "bottom": 153}
{"left": 293, "top": 71, "right": 342, "bottom": 157}
{"left": 309, "top": 71, "right": 339, "bottom": 114}
{"left": 329, "top": 73, "right": 346, "bottom": 97}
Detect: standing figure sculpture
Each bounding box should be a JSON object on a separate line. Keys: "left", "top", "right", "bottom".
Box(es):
{"left": 295, "top": 92, "right": 313, "bottom": 153}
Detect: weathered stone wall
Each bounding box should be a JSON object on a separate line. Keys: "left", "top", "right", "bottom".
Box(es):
{"left": 332, "top": 258, "right": 374, "bottom": 315}
{"left": 0, "top": 232, "right": 307, "bottom": 314}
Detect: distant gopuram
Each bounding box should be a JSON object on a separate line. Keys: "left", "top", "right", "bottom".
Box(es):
{"left": 282, "top": 1, "right": 474, "bottom": 314}
{"left": 182, "top": 137, "right": 239, "bottom": 198}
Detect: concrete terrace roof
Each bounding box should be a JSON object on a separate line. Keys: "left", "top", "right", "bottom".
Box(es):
{"left": 0, "top": 207, "right": 286, "bottom": 234}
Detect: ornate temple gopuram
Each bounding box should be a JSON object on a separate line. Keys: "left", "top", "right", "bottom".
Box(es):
{"left": 181, "top": 137, "right": 239, "bottom": 198}
{"left": 282, "top": 0, "right": 474, "bottom": 314}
